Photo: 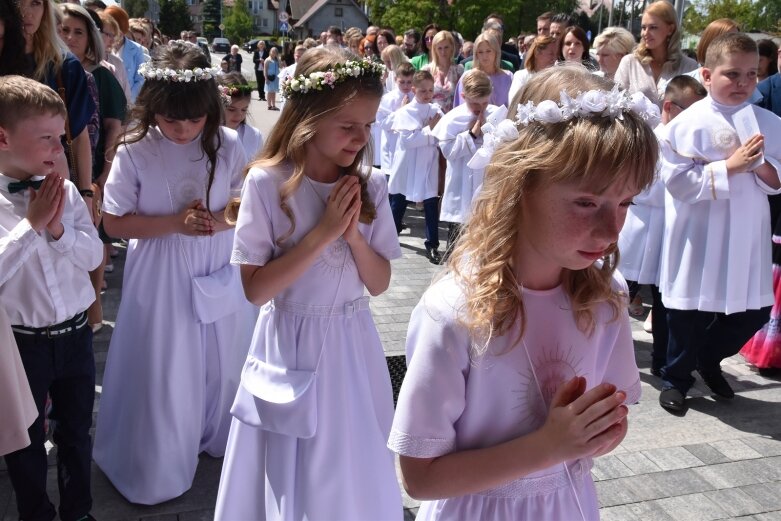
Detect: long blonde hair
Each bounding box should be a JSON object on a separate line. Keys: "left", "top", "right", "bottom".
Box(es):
{"left": 428, "top": 30, "right": 456, "bottom": 73}
{"left": 447, "top": 66, "right": 658, "bottom": 357}
{"left": 225, "top": 48, "right": 383, "bottom": 245}
{"left": 473, "top": 31, "right": 502, "bottom": 73}
{"left": 28, "top": 0, "right": 66, "bottom": 81}
{"left": 634, "top": 0, "right": 682, "bottom": 67}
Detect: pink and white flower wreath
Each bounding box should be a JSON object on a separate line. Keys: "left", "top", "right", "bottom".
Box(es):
{"left": 281, "top": 58, "right": 385, "bottom": 98}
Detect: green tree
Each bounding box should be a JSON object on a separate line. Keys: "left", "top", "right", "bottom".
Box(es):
{"left": 158, "top": 0, "right": 192, "bottom": 38}
{"left": 201, "top": 0, "right": 221, "bottom": 39}
{"left": 368, "top": 0, "right": 578, "bottom": 42}
{"left": 224, "top": 0, "right": 253, "bottom": 43}
{"left": 124, "top": 0, "right": 149, "bottom": 19}
{"left": 683, "top": 0, "right": 780, "bottom": 33}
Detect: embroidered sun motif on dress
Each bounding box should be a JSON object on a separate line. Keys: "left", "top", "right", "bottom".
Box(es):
{"left": 513, "top": 343, "right": 584, "bottom": 429}
{"left": 711, "top": 127, "right": 739, "bottom": 152}
{"left": 315, "top": 237, "right": 355, "bottom": 275}
{"left": 169, "top": 167, "right": 207, "bottom": 212}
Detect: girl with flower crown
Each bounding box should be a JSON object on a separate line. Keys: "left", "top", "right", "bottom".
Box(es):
{"left": 214, "top": 47, "right": 403, "bottom": 520}
{"left": 388, "top": 66, "right": 659, "bottom": 520}
{"left": 218, "top": 71, "right": 264, "bottom": 159}
{"left": 93, "top": 41, "right": 256, "bottom": 504}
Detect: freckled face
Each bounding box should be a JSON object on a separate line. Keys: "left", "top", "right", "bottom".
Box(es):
{"left": 515, "top": 178, "right": 638, "bottom": 289}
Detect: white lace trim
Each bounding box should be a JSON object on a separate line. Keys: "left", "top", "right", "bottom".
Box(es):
{"left": 231, "top": 248, "right": 268, "bottom": 266}
{"left": 477, "top": 458, "right": 593, "bottom": 498}
{"left": 387, "top": 429, "right": 456, "bottom": 458}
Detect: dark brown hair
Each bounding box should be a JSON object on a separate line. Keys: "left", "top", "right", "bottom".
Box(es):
{"left": 121, "top": 41, "right": 223, "bottom": 215}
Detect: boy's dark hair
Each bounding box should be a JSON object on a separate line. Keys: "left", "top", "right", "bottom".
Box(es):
{"left": 395, "top": 62, "right": 415, "bottom": 77}
{"left": 83, "top": 0, "right": 107, "bottom": 10}
{"left": 0, "top": 0, "right": 26, "bottom": 75}
{"left": 758, "top": 39, "right": 779, "bottom": 77}
{"left": 537, "top": 11, "right": 553, "bottom": 22}
{"left": 123, "top": 41, "right": 223, "bottom": 216}
{"left": 551, "top": 13, "right": 574, "bottom": 27}
{"left": 328, "top": 26, "right": 342, "bottom": 37}
{"left": 0, "top": 75, "right": 66, "bottom": 130}
{"left": 412, "top": 69, "right": 434, "bottom": 87}
{"left": 483, "top": 12, "right": 504, "bottom": 28}
{"left": 704, "top": 32, "right": 757, "bottom": 69}
{"left": 403, "top": 28, "right": 421, "bottom": 43}
{"left": 664, "top": 75, "right": 707, "bottom": 102}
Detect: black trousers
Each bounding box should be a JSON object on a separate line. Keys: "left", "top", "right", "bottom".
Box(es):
{"left": 255, "top": 70, "right": 266, "bottom": 100}
{"left": 4, "top": 324, "right": 95, "bottom": 521}
{"left": 662, "top": 306, "right": 770, "bottom": 394}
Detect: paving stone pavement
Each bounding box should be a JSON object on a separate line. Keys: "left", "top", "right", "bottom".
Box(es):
{"left": 3, "top": 101, "right": 781, "bottom": 521}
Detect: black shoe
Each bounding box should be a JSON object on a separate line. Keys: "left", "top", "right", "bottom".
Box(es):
{"left": 659, "top": 387, "right": 686, "bottom": 411}
{"left": 697, "top": 369, "right": 735, "bottom": 398}
{"left": 758, "top": 366, "right": 781, "bottom": 377}
{"left": 651, "top": 366, "right": 663, "bottom": 377}
{"left": 426, "top": 247, "right": 442, "bottom": 265}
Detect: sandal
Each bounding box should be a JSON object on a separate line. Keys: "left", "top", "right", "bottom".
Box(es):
{"left": 628, "top": 294, "right": 644, "bottom": 316}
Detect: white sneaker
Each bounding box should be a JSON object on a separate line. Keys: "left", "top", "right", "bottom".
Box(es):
{"left": 104, "top": 262, "right": 114, "bottom": 273}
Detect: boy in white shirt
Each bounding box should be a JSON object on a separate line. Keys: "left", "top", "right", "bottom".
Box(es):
{"left": 388, "top": 69, "right": 443, "bottom": 263}
{"left": 0, "top": 76, "right": 103, "bottom": 521}
{"left": 658, "top": 34, "right": 781, "bottom": 411}
{"left": 377, "top": 62, "right": 415, "bottom": 178}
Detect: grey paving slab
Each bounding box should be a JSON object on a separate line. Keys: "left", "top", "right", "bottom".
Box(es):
{"left": 747, "top": 435, "right": 781, "bottom": 457}
{"left": 710, "top": 439, "right": 764, "bottom": 461}
{"left": 616, "top": 451, "right": 664, "bottom": 475}
{"left": 740, "top": 482, "right": 781, "bottom": 510}
{"left": 755, "top": 513, "right": 781, "bottom": 521}
{"left": 685, "top": 443, "right": 734, "bottom": 465}
{"left": 600, "top": 502, "right": 677, "bottom": 521}
{"left": 641, "top": 446, "right": 705, "bottom": 471}
{"left": 591, "top": 455, "right": 635, "bottom": 480}
{"left": 654, "top": 492, "right": 731, "bottom": 521}
{"left": 704, "top": 488, "right": 768, "bottom": 517}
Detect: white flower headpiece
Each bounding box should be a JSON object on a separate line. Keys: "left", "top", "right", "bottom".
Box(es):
{"left": 281, "top": 58, "right": 385, "bottom": 98}
{"left": 514, "top": 86, "right": 660, "bottom": 127}
{"left": 138, "top": 61, "right": 221, "bottom": 83}
{"left": 468, "top": 86, "right": 660, "bottom": 170}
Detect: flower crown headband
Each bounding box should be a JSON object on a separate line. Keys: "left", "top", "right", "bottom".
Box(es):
{"left": 467, "top": 86, "right": 660, "bottom": 170}
{"left": 138, "top": 61, "right": 221, "bottom": 82}
{"left": 281, "top": 58, "right": 385, "bottom": 98}
{"left": 218, "top": 84, "right": 254, "bottom": 105}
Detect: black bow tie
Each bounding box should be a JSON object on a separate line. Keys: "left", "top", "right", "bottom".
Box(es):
{"left": 7, "top": 179, "right": 43, "bottom": 194}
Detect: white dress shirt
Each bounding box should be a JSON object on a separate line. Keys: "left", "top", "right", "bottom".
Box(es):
{"left": 0, "top": 173, "right": 103, "bottom": 327}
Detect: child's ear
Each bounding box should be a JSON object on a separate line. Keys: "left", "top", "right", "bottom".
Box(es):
{"left": 700, "top": 67, "right": 712, "bottom": 86}
{"left": 0, "top": 126, "right": 10, "bottom": 151}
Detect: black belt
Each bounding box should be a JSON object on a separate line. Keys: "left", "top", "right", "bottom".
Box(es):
{"left": 11, "top": 312, "right": 88, "bottom": 338}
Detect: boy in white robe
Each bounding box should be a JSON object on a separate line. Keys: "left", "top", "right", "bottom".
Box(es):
{"left": 431, "top": 69, "right": 499, "bottom": 254}
{"left": 619, "top": 75, "right": 706, "bottom": 377}
{"left": 658, "top": 33, "right": 781, "bottom": 411}
{"left": 377, "top": 62, "right": 414, "bottom": 178}
{"left": 388, "top": 69, "right": 444, "bottom": 264}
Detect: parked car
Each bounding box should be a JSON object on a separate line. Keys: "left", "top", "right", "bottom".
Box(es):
{"left": 211, "top": 37, "right": 230, "bottom": 53}
{"left": 243, "top": 38, "right": 261, "bottom": 52}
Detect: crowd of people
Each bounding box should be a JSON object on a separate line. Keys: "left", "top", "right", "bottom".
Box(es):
{"left": 1, "top": 0, "right": 781, "bottom": 520}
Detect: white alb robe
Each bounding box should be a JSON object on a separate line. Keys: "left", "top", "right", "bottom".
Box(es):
{"left": 618, "top": 123, "right": 667, "bottom": 285}
{"left": 659, "top": 96, "right": 781, "bottom": 314}
{"left": 431, "top": 103, "right": 501, "bottom": 223}
{"left": 376, "top": 89, "right": 411, "bottom": 176}
{"left": 388, "top": 99, "right": 442, "bottom": 201}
